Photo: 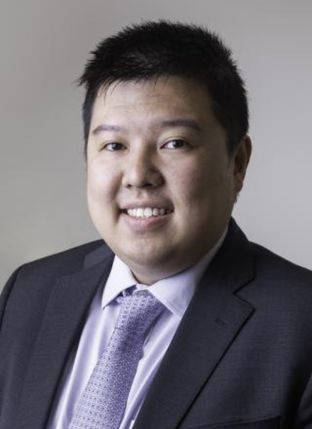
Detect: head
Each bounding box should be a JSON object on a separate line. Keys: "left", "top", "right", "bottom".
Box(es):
{"left": 79, "top": 20, "right": 249, "bottom": 156}
{"left": 80, "top": 21, "right": 252, "bottom": 284}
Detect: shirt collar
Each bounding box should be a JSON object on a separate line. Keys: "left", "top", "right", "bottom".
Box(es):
{"left": 102, "top": 227, "right": 227, "bottom": 318}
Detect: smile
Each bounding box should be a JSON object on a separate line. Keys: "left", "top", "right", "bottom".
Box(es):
{"left": 126, "top": 207, "right": 173, "bottom": 218}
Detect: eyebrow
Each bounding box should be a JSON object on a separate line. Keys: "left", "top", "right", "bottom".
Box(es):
{"left": 91, "top": 118, "right": 203, "bottom": 135}
{"left": 160, "top": 118, "right": 202, "bottom": 132}
{"left": 92, "top": 124, "right": 124, "bottom": 135}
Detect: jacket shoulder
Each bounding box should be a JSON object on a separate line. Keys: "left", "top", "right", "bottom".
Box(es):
{"left": 0, "top": 240, "right": 110, "bottom": 330}
{"left": 17, "top": 239, "right": 106, "bottom": 278}
{"left": 1, "top": 240, "right": 108, "bottom": 311}
{"left": 241, "top": 241, "right": 312, "bottom": 325}
{"left": 250, "top": 241, "right": 312, "bottom": 283}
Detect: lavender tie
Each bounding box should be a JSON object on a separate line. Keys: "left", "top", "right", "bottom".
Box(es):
{"left": 69, "top": 288, "right": 164, "bottom": 429}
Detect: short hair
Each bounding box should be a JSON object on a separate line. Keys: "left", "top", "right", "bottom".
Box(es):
{"left": 79, "top": 20, "right": 249, "bottom": 155}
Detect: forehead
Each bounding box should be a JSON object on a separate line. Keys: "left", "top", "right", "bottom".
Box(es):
{"left": 91, "top": 77, "right": 216, "bottom": 125}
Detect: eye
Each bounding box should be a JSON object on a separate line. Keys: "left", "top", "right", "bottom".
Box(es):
{"left": 103, "top": 142, "right": 125, "bottom": 151}
{"left": 162, "top": 139, "right": 189, "bottom": 150}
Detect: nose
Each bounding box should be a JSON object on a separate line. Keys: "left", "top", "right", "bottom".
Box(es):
{"left": 122, "top": 147, "right": 164, "bottom": 189}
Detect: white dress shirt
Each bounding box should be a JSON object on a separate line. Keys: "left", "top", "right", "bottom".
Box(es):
{"left": 48, "top": 231, "right": 226, "bottom": 429}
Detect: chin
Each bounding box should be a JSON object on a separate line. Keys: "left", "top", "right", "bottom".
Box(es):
{"left": 120, "top": 245, "right": 172, "bottom": 269}
{"left": 124, "top": 250, "right": 167, "bottom": 267}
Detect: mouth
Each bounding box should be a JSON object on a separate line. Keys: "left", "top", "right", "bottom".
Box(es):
{"left": 122, "top": 207, "right": 174, "bottom": 219}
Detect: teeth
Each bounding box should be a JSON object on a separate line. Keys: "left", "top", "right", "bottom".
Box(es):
{"left": 137, "top": 208, "right": 144, "bottom": 217}
{"left": 144, "top": 208, "right": 153, "bottom": 217}
{"left": 126, "top": 207, "right": 171, "bottom": 218}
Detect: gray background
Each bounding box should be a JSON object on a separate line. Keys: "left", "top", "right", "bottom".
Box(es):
{"left": 1, "top": 0, "right": 312, "bottom": 290}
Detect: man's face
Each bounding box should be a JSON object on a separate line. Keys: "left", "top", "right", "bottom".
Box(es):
{"left": 87, "top": 77, "right": 250, "bottom": 284}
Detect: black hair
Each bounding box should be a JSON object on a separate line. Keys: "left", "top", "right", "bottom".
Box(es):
{"left": 79, "top": 20, "right": 249, "bottom": 155}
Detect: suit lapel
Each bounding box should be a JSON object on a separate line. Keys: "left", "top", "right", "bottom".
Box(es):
{"left": 134, "top": 221, "right": 256, "bottom": 429}
{"left": 15, "top": 249, "right": 114, "bottom": 429}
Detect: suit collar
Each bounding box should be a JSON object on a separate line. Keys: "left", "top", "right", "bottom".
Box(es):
{"left": 84, "top": 240, "right": 113, "bottom": 269}
{"left": 134, "top": 219, "right": 256, "bottom": 429}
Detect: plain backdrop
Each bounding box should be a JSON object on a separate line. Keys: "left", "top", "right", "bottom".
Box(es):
{"left": 1, "top": 0, "right": 312, "bottom": 290}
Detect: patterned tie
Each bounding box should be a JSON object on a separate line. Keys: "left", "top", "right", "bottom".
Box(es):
{"left": 69, "top": 288, "right": 164, "bottom": 429}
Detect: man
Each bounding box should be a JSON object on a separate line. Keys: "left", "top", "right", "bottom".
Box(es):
{"left": 1, "top": 21, "right": 312, "bottom": 429}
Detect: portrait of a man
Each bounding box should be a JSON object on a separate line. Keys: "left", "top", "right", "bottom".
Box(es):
{"left": 1, "top": 20, "right": 312, "bottom": 429}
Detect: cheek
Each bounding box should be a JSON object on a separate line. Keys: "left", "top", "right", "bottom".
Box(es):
{"left": 171, "top": 162, "right": 233, "bottom": 215}
{"left": 87, "top": 164, "right": 120, "bottom": 231}
{"left": 87, "top": 161, "right": 118, "bottom": 203}
{"left": 171, "top": 164, "right": 213, "bottom": 203}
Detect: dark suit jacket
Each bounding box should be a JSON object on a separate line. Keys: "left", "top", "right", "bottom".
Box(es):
{"left": 1, "top": 220, "right": 312, "bottom": 429}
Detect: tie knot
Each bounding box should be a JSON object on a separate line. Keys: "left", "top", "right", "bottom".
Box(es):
{"left": 116, "top": 289, "right": 164, "bottom": 335}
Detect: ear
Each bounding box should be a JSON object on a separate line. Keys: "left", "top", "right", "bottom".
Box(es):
{"left": 233, "top": 135, "right": 252, "bottom": 194}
